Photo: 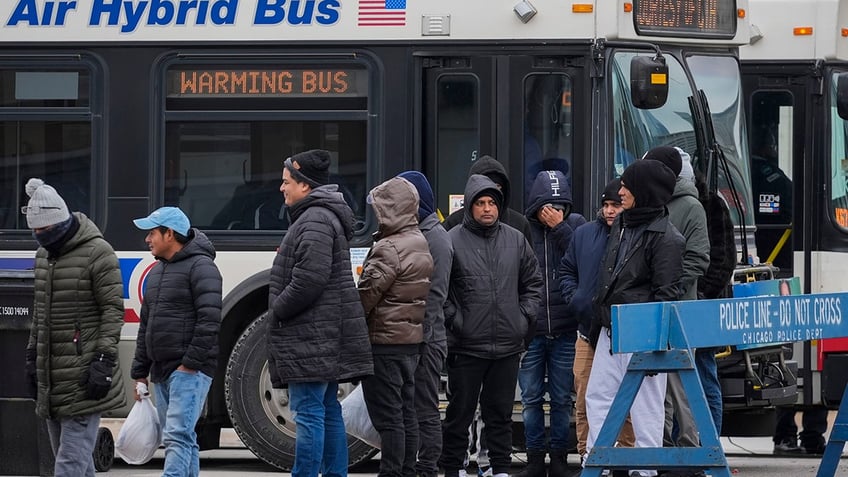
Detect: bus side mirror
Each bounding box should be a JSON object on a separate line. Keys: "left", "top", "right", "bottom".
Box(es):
{"left": 837, "top": 73, "right": 848, "bottom": 120}
{"left": 631, "top": 55, "right": 669, "bottom": 110}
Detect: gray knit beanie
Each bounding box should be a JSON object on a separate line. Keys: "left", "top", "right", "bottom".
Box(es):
{"left": 23, "top": 178, "right": 71, "bottom": 229}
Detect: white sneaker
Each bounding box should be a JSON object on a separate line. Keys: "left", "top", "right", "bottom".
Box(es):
{"left": 458, "top": 470, "right": 468, "bottom": 477}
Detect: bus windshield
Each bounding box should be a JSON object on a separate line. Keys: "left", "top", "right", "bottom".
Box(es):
{"left": 830, "top": 71, "right": 848, "bottom": 229}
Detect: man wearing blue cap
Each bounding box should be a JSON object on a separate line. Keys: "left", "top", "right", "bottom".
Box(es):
{"left": 130, "top": 206, "right": 222, "bottom": 477}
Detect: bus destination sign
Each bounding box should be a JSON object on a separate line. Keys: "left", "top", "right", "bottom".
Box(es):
{"left": 634, "top": 0, "right": 737, "bottom": 39}
{"left": 167, "top": 68, "right": 368, "bottom": 98}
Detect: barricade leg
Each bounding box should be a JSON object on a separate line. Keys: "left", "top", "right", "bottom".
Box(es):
{"left": 816, "top": 384, "right": 848, "bottom": 477}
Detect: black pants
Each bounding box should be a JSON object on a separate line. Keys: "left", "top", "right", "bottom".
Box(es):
{"left": 773, "top": 405, "right": 828, "bottom": 452}
{"left": 440, "top": 353, "right": 521, "bottom": 476}
{"left": 414, "top": 342, "right": 447, "bottom": 477}
{"left": 362, "top": 353, "right": 420, "bottom": 477}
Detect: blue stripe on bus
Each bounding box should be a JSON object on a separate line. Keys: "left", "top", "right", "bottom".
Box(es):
{"left": 0, "top": 257, "right": 35, "bottom": 270}
{"left": 119, "top": 258, "right": 143, "bottom": 299}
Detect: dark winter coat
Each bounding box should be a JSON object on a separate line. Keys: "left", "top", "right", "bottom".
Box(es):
{"left": 420, "top": 212, "right": 453, "bottom": 349}
{"left": 524, "top": 170, "right": 586, "bottom": 336}
{"left": 560, "top": 214, "right": 610, "bottom": 338}
{"left": 666, "top": 179, "right": 710, "bottom": 300}
{"left": 358, "top": 177, "right": 433, "bottom": 350}
{"left": 594, "top": 213, "right": 685, "bottom": 335}
{"left": 443, "top": 155, "right": 533, "bottom": 243}
{"left": 28, "top": 212, "right": 126, "bottom": 419}
{"left": 445, "top": 175, "right": 544, "bottom": 359}
{"left": 267, "top": 185, "right": 373, "bottom": 386}
{"left": 697, "top": 182, "right": 737, "bottom": 299}
{"left": 131, "top": 229, "right": 222, "bottom": 383}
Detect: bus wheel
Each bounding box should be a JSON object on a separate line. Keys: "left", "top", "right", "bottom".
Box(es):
{"left": 225, "top": 313, "right": 378, "bottom": 471}
{"left": 92, "top": 427, "right": 114, "bottom": 472}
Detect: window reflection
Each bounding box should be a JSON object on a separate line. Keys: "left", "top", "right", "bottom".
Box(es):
{"left": 164, "top": 121, "right": 367, "bottom": 232}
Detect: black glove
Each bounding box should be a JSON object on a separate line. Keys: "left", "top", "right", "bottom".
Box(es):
{"left": 25, "top": 348, "right": 37, "bottom": 399}
{"left": 81, "top": 353, "right": 115, "bottom": 400}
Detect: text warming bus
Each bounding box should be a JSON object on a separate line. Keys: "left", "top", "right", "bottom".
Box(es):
{"left": 0, "top": 0, "right": 762, "bottom": 470}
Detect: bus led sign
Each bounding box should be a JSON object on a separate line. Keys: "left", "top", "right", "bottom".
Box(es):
{"left": 167, "top": 69, "right": 368, "bottom": 98}
{"left": 634, "top": 0, "right": 737, "bottom": 39}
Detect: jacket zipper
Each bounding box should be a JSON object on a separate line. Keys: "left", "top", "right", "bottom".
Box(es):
{"left": 73, "top": 321, "right": 82, "bottom": 355}
{"left": 544, "top": 228, "right": 551, "bottom": 334}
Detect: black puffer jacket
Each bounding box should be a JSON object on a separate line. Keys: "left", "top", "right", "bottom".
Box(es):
{"left": 525, "top": 170, "right": 586, "bottom": 336}
{"left": 267, "top": 185, "right": 373, "bottom": 386}
{"left": 443, "top": 155, "right": 533, "bottom": 243}
{"left": 131, "top": 229, "right": 222, "bottom": 383}
{"left": 445, "top": 175, "right": 544, "bottom": 359}
{"left": 594, "top": 213, "right": 685, "bottom": 334}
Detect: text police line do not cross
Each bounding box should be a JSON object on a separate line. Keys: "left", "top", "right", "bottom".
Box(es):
{"left": 610, "top": 292, "right": 846, "bottom": 354}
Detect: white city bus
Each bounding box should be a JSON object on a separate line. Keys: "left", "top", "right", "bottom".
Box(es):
{"left": 741, "top": 0, "right": 848, "bottom": 409}
{"left": 0, "top": 0, "right": 761, "bottom": 470}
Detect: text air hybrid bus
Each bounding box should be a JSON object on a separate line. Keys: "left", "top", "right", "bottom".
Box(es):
{"left": 0, "top": 0, "right": 762, "bottom": 470}
{"left": 740, "top": 0, "right": 848, "bottom": 410}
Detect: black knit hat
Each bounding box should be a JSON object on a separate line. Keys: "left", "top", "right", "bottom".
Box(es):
{"left": 601, "top": 178, "right": 622, "bottom": 204}
{"left": 285, "top": 149, "right": 331, "bottom": 188}
{"left": 642, "top": 146, "right": 682, "bottom": 177}
{"left": 620, "top": 159, "right": 676, "bottom": 208}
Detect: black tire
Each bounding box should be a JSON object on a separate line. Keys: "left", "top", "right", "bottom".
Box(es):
{"left": 225, "top": 313, "right": 378, "bottom": 471}
{"left": 92, "top": 427, "right": 114, "bottom": 472}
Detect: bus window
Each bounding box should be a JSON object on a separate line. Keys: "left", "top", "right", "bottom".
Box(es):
{"left": 161, "top": 62, "right": 369, "bottom": 233}
{"left": 434, "top": 75, "right": 479, "bottom": 216}
{"left": 831, "top": 75, "right": 848, "bottom": 229}
{"left": 748, "top": 91, "right": 794, "bottom": 270}
{"left": 0, "top": 67, "right": 93, "bottom": 230}
{"left": 611, "top": 51, "right": 693, "bottom": 175}
{"left": 523, "top": 73, "right": 573, "bottom": 203}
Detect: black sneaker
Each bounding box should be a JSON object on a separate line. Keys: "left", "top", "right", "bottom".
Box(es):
{"left": 773, "top": 440, "right": 805, "bottom": 455}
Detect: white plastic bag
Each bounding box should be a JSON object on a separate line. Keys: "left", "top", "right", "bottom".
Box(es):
{"left": 115, "top": 382, "right": 162, "bottom": 465}
{"left": 341, "top": 384, "right": 380, "bottom": 448}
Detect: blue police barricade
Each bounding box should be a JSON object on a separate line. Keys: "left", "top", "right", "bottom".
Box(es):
{"left": 582, "top": 288, "right": 848, "bottom": 477}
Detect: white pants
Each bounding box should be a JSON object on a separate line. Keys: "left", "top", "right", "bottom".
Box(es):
{"left": 586, "top": 329, "right": 667, "bottom": 476}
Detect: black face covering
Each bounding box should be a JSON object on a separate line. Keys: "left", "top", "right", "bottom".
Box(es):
{"left": 33, "top": 216, "right": 78, "bottom": 255}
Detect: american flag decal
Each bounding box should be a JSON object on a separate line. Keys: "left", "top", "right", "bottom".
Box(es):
{"left": 358, "top": 0, "right": 406, "bottom": 27}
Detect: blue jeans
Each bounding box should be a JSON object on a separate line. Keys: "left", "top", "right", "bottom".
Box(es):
{"left": 154, "top": 369, "right": 213, "bottom": 477}
{"left": 289, "top": 381, "right": 348, "bottom": 477}
{"left": 518, "top": 334, "right": 575, "bottom": 450}
{"left": 46, "top": 413, "right": 100, "bottom": 477}
{"left": 695, "top": 348, "right": 722, "bottom": 435}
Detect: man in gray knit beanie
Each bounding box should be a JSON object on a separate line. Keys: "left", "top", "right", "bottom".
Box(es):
{"left": 23, "top": 178, "right": 71, "bottom": 229}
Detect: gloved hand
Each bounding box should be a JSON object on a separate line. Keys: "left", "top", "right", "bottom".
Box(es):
{"left": 81, "top": 353, "right": 115, "bottom": 400}
{"left": 25, "top": 348, "right": 37, "bottom": 399}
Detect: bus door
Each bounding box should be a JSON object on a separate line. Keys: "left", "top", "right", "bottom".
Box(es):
{"left": 743, "top": 70, "right": 808, "bottom": 278}
{"left": 421, "top": 54, "right": 583, "bottom": 217}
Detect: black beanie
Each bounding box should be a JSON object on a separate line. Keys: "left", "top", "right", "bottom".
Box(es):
{"left": 601, "top": 178, "right": 622, "bottom": 204}
{"left": 285, "top": 149, "right": 331, "bottom": 188}
{"left": 642, "top": 146, "right": 682, "bottom": 177}
{"left": 620, "top": 159, "right": 676, "bottom": 208}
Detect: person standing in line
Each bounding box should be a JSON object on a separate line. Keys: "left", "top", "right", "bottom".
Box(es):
{"left": 358, "top": 176, "right": 434, "bottom": 477}
{"left": 515, "top": 170, "right": 586, "bottom": 477}
{"left": 585, "top": 160, "right": 685, "bottom": 477}
{"left": 131, "top": 206, "right": 222, "bottom": 477}
{"left": 439, "top": 174, "right": 544, "bottom": 477}
{"left": 560, "top": 178, "right": 635, "bottom": 467}
{"left": 638, "top": 148, "right": 709, "bottom": 470}
{"left": 442, "top": 156, "right": 532, "bottom": 476}
{"left": 396, "top": 171, "right": 454, "bottom": 477}
{"left": 23, "top": 178, "right": 126, "bottom": 477}
{"left": 266, "top": 149, "right": 373, "bottom": 477}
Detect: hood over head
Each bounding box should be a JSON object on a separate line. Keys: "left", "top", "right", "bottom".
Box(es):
{"left": 397, "top": 171, "right": 435, "bottom": 221}
{"left": 525, "top": 170, "right": 573, "bottom": 219}
{"left": 468, "top": 155, "right": 512, "bottom": 208}
{"left": 368, "top": 177, "right": 420, "bottom": 238}
{"left": 463, "top": 174, "right": 503, "bottom": 226}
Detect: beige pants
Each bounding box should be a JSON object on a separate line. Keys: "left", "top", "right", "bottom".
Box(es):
{"left": 573, "top": 336, "right": 635, "bottom": 458}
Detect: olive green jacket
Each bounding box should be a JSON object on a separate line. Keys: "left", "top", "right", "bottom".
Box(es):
{"left": 27, "top": 212, "right": 126, "bottom": 419}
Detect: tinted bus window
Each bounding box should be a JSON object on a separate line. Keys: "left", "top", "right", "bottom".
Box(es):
{"left": 0, "top": 67, "right": 93, "bottom": 230}
{"left": 523, "top": 73, "right": 573, "bottom": 203}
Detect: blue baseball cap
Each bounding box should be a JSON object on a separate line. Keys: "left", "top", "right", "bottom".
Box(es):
{"left": 133, "top": 207, "right": 191, "bottom": 236}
